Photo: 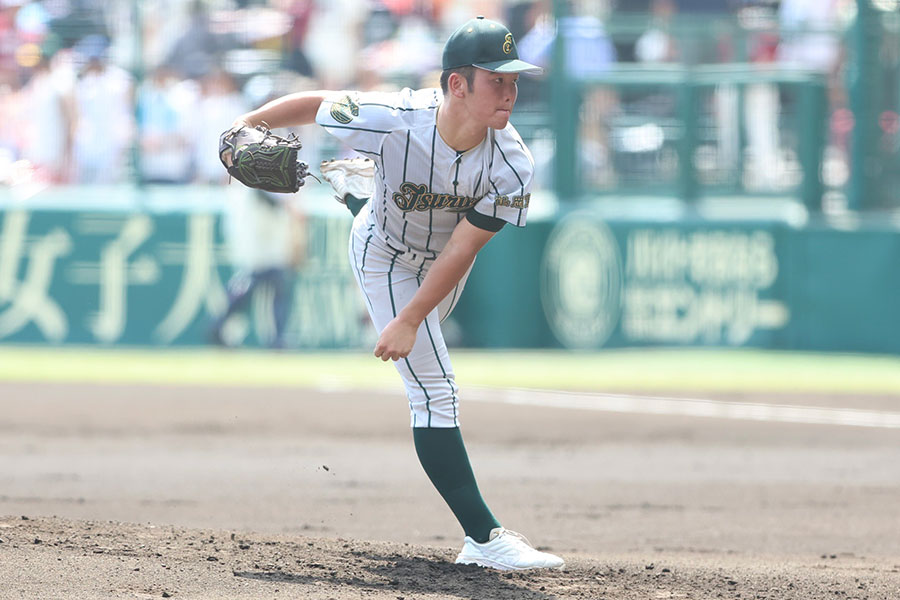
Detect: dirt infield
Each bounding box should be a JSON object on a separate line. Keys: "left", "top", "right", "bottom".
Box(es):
{"left": 1, "top": 381, "right": 899, "bottom": 599}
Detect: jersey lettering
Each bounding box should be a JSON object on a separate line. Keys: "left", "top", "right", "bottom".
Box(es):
{"left": 494, "top": 193, "right": 530, "bottom": 209}
{"left": 392, "top": 181, "right": 480, "bottom": 213}
{"left": 512, "top": 193, "right": 530, "bottom": 209}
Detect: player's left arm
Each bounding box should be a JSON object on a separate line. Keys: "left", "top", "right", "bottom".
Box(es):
{"left": 374, "top": 219, "right": 495, "bottom": 361}
{"left": 236, "top": 91, "right": 329, "bottom": 130}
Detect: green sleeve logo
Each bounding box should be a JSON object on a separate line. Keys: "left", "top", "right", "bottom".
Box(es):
{"left": 330, "top": 94, "right": 360, "bottom": 124}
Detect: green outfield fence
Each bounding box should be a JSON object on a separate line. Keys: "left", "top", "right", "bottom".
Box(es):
{"left": 2, "top": 187, "right": 899, "bottom": 354}
{"left": 517, "top": 0, "right": 900, "bottom": 214}
{"left": 548, "top": 63, "right": 827, "bottom": 208}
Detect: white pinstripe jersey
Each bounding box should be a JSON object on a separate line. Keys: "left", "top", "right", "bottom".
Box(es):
{"left": 315, "top": 87, "right": 535, "bottom": 257}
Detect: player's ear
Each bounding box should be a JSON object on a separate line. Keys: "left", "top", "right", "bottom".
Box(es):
{"left": 448, "top": 72, "right": 468, "bottom": 98}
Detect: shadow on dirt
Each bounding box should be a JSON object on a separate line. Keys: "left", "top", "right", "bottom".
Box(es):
{"left": 234, "top": 549, "right": 561, "bottom": 599}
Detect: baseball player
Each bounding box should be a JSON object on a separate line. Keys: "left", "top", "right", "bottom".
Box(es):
{"left": 225, "top": 16, "right": 563, "bottom": 571}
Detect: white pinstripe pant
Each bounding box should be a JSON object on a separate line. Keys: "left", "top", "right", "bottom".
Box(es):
{"left": 349, "top": 212, "right": 470, "bottom": 428}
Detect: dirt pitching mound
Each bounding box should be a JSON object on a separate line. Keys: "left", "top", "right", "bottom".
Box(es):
{"left": 3, "top": 516, "right": 898, "bottom": 600}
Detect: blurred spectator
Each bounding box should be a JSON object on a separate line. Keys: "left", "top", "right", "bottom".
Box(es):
{"left": 136, "top": 65, "right": 197, "bottom": 183}
{"left": 518, "top": 0, "right": 617, "bottom": 187}
{"left": 4, "top": 0, "right": 855, "bottom": 198}
{"left": 0, "top": 2, "right": 22, "bottom": 87}
{"left": 504, "top": 0, "right": 537, "bottom": 41}
{"left": 283, "top": 0, "right": 316, "bottom": 78}
{"left": 304, "top": 0, "right": 367, "bottom": 88}
{"left": 46, "top": 0, "right": 109, "bottom": 49}
{"left": 634, "top": 0, "right": 678, "bottom": 64}
{"left": 517, "top": 1, "right": 616, "bottom": 79}
{"left": 163, "top": 0, "right": 232, "bottom": 80}
{"left": 777, "top": 0, "right": 845, "bottom": 130}
{"left": 516, "top": 0, "right": 617, "bottom": 112}
{"left": 362, "top": 0, "right": 398, "bottom": 48}
{"left": 14, "top": 0, "right": 51, "bottom": 42}
{"left": 209, "top": 188, "right": 306, "bottom": 350}
{"left": 778, "top": 0, "right": 848, "bottom": 190}
{"left": 193, "top": 68, "right": 247, "bottom": 184}
{"left": 776, "top": 0, "right": 841, "bottom": 75}
{"left": 720, "top": 0, "right": 843, "bottom": 192}
{"left": 19, "top": 48, "right": 75, "bottom": 183}
{"left": 358, "top": 14, "right": 438, "bottom": 88}
{"left": 715, "top": 4, "right": 783, "bottom": 190}
{"left": 0, "top": 77, "right": 18, "bottom": 160}
{"left": 746, "top": 20, "right": 782, "bottom": 190}
{"left": 72, "top": 35, "right": 135, "bottom": 184}
{"left": 438, "top": 0, "right": 504, "bottom": 32}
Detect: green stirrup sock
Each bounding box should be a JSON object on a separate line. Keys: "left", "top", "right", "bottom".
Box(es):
{"left": 413, "top": 427, "right": 500, "bottom": 544}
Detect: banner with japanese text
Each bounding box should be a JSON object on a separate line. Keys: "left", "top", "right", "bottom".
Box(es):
{"left": 0, "top": 206, "right": 369, "bottom": 348}
{"left": 2, "top": 202, "right": 899, "bottom": 354}
{"left": 454, "top": 211, "right": 900, "bottom": 355}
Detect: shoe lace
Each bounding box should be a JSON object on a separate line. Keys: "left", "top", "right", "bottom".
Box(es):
{"left": 495, "top": 528, "right": 533, "bottom": 549}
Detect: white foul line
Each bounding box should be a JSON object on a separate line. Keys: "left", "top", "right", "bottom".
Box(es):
{"left": 466, "top": 388, "right": 900, "bottom": 429}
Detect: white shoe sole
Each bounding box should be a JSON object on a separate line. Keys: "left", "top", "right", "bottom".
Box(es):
{"left": 455, "top": 557, "right": 565, "bottom": 571}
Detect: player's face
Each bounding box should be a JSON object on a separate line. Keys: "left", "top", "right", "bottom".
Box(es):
{"left": 468, "top": 69, "right": 519, "bottom": 129}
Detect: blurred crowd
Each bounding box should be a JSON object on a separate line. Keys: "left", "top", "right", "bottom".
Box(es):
{"left": 0, "top": 0, "right": 849, "bottom": 188}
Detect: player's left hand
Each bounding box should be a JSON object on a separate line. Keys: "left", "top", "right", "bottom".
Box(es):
{"left": 218, "top": 123, "right": 313, "bottom": 193}
{"left": 374, "top": 317, "right": 418, "bottom": 361}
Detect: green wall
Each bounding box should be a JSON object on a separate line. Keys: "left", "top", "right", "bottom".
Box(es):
{"left": 1, "top": 193, "right": 899, "bottom": 354}
{"left": 454, "top": 210, "right": 900, "bottom": 354}
{"left": 0, "top": 190, "right": 366, "bottom": 348}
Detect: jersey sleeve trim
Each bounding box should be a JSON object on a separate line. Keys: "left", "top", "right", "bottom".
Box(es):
{"left": 466, "top": 209, "right": 506, "bottom": 232}
{"left": 472, "top": 126, "right": 534, "bottom": 228}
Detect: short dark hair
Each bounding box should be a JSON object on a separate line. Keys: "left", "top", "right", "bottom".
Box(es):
{"left": 440, "top": 66, "right": 475, "bottom": 94}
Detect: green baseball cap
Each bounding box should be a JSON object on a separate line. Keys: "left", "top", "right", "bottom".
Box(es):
{"left": 442, "top": 16, "right": 543, "bottom": 75}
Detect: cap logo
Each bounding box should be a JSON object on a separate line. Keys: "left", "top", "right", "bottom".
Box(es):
{"left": 503, "top": 33, "right": 513, "bottom": 55}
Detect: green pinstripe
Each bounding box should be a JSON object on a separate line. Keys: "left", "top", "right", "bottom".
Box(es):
{"left": 495, "top": 143, "right": 526, "bottom": 227}
{"left": 351, "top": 226, "right": 376, "bottom": 316}
{"left": 388, "top": 251, "right": 432, "bottom": 426}
{"left": 417, "top": 275, "right": 459, "bottom": 426}
{"left": 401, "top": 131, "right": 411, "bottom": 245}
{"left": 425, "top": 125, "right": 437, "bottom": 253}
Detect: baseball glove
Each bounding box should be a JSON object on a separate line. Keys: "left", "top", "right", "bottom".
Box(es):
{"left": 219, "top": 124, "right": 313, "bottom": 193}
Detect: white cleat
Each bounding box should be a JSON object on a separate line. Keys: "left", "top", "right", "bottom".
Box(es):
{"left": 455, "top": 527, "right": 565, "bottom": 571}
{"left": 319, "top": 157, "right": 375, "bottom": 204}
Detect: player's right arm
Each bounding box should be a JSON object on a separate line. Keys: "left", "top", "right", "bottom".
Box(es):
{"left": 232, "top": 91, "right": 330, "bottom": 130}
{"left": 374, "top": 219, "right": 496, "bottom": 362}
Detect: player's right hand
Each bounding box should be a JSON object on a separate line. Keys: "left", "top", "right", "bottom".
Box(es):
{"left": 374, "top": 317, "right": 417, "bottom": 362}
